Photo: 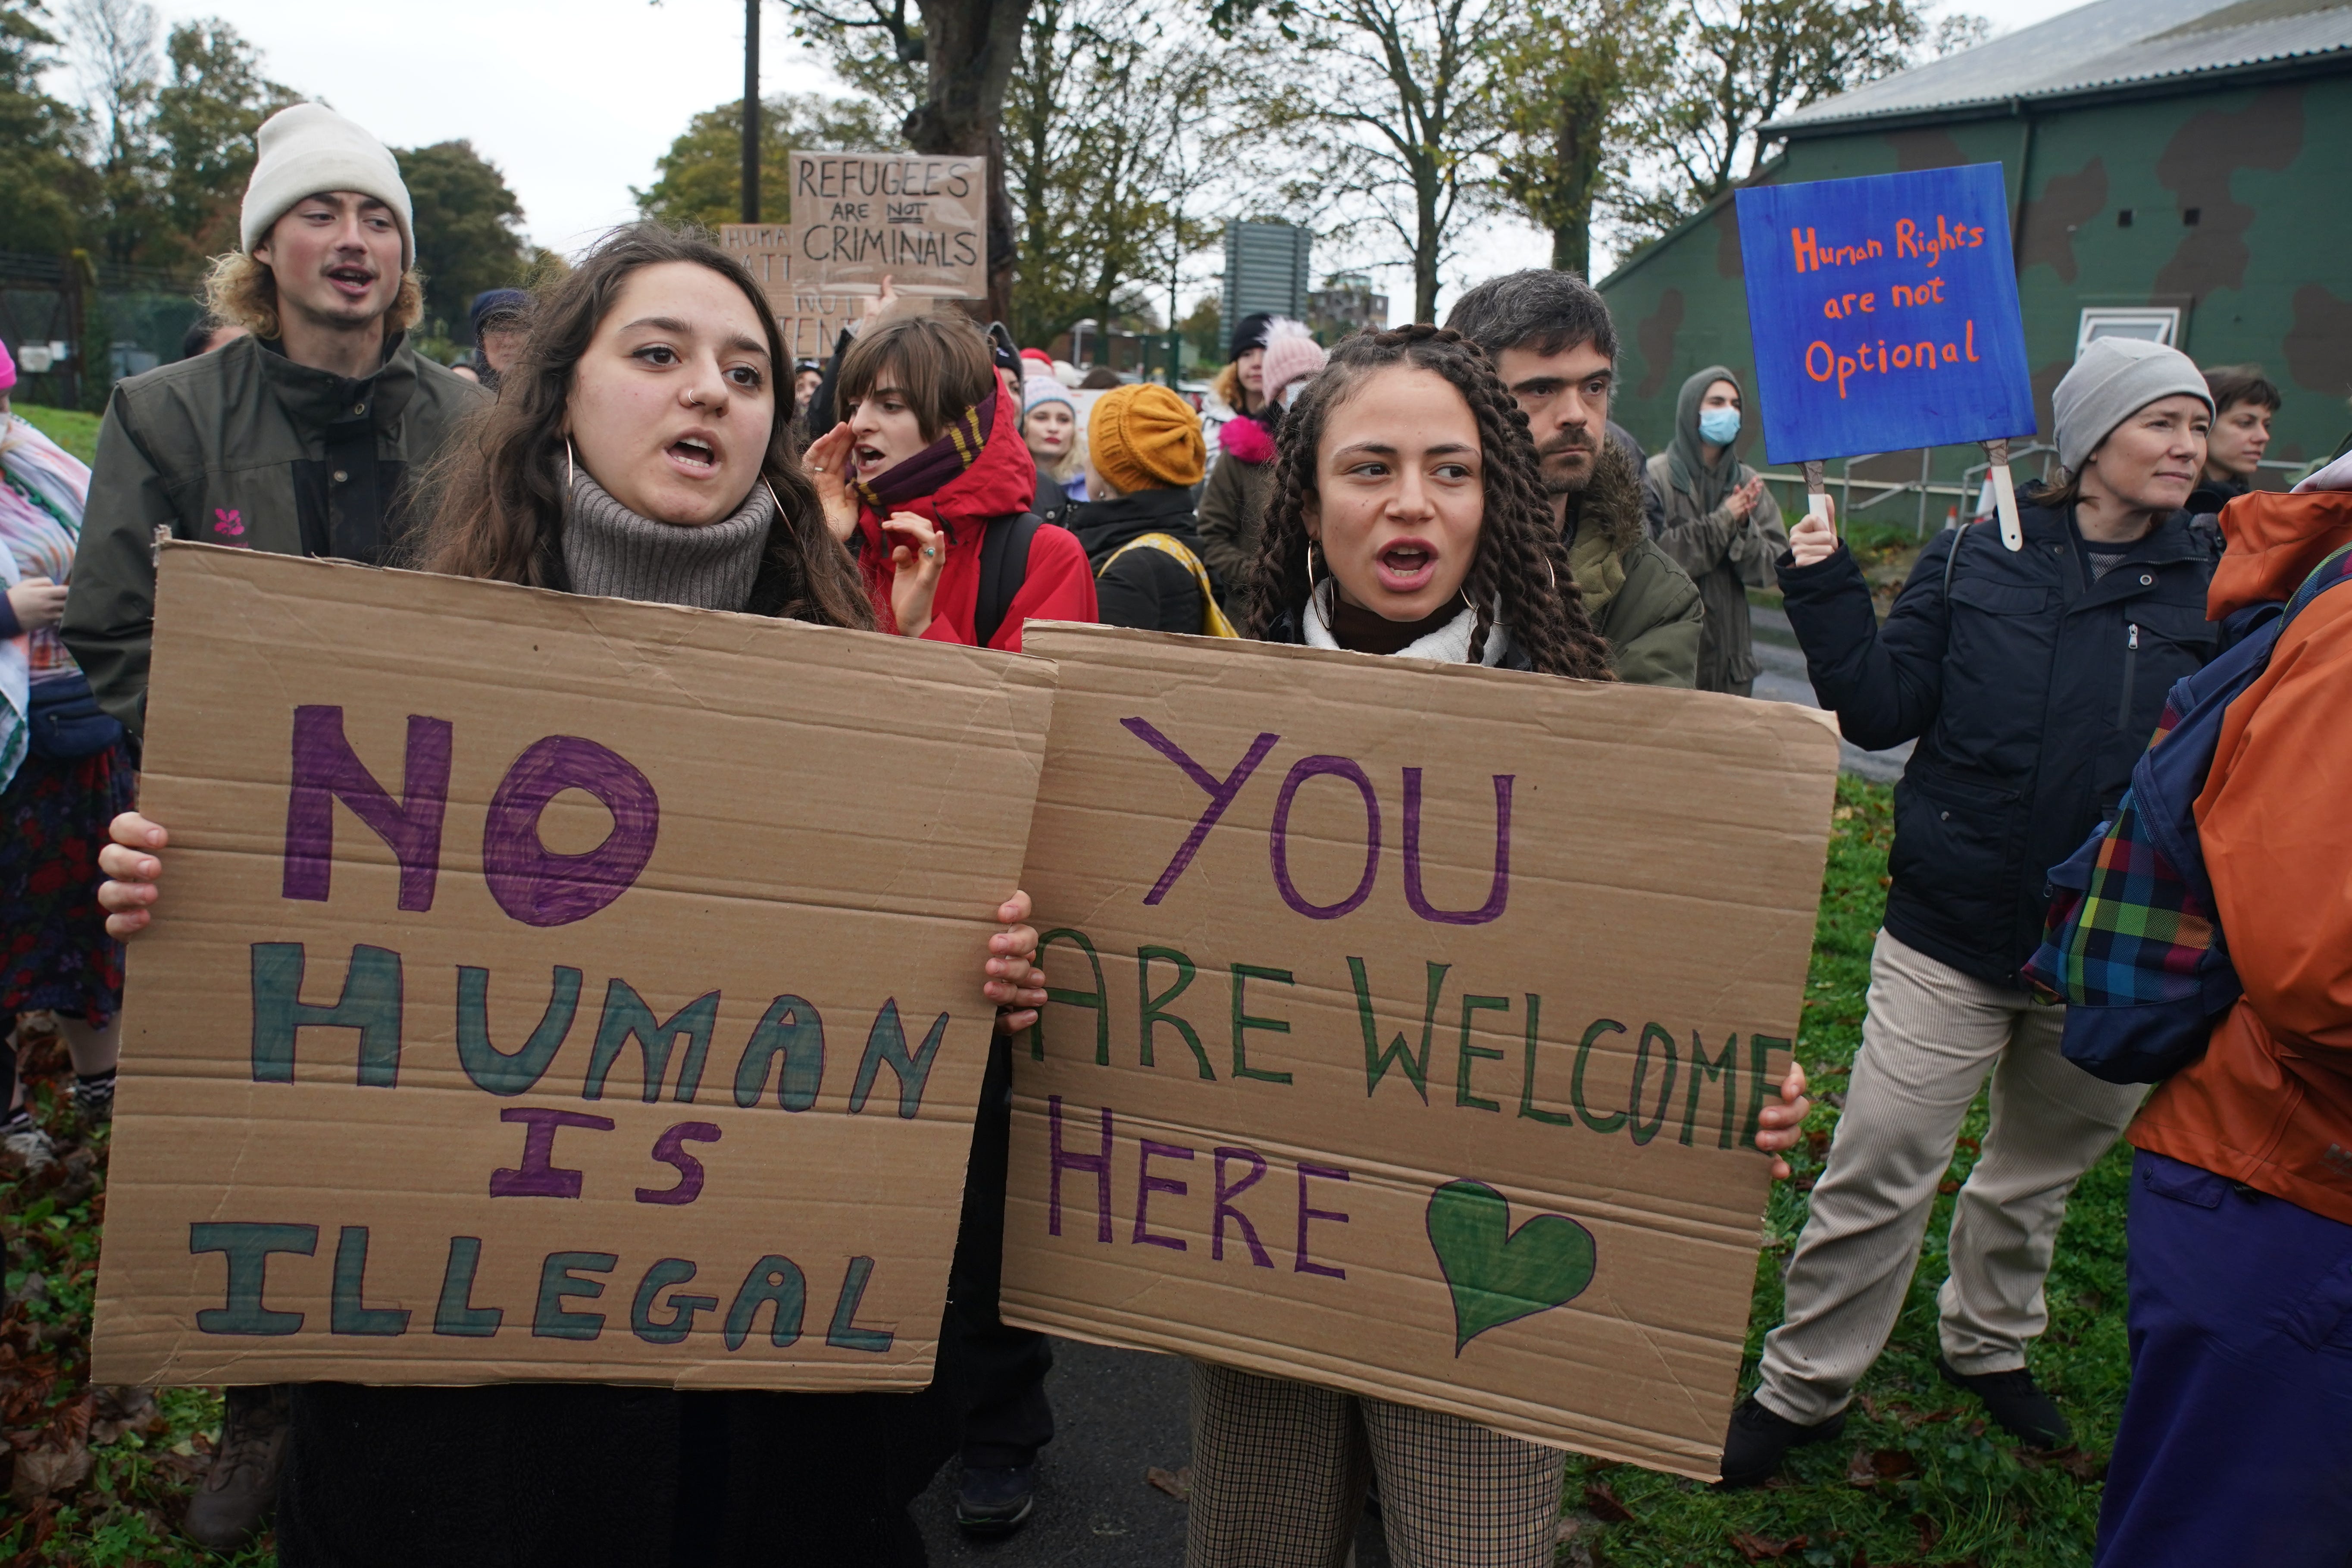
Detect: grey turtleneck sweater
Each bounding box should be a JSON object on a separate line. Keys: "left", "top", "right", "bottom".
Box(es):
{"left": 563, "top": 469, "right": 773, "bottom": 610}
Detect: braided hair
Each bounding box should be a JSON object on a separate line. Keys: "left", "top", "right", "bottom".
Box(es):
{"left": 1239, "top": 324, "right": 1617, "bottom": 681}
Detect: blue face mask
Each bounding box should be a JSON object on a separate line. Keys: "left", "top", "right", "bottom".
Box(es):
{"left": 1698, "top": 407, "right": 1741, "bottom": 446}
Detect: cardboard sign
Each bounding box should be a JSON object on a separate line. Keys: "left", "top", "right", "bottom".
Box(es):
{"left": 719, "top": 225, "right": 871, "bottom": 361}
{"left": 92, "top": 544, "right": 1055, "bottom": 1391}
{"left": 999, "top": 625, "right": 1839, "bottom": 1478}
{"left": 1736, "top": 164, "right": 2034, "bottom": 464}
{"left": 785, "top": 152, "right": 986, "bottom": 300}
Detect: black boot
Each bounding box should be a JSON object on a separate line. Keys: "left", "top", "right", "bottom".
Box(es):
{"left": 183, "top": 1385, "right": 290, "bottom": 1549}
{"left": 1717, "top": 1394, "right": 1847, "bottom": 1489}
{"left": 1936, "top": 1356, "right": 2071, "bottom": 1449}
{"left": 956, "top": 1463, "right": 1036, "bottom": 1537}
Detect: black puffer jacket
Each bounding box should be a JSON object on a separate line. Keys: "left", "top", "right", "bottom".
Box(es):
{"left": 1777, "top": 502, "right": 2218, "bottom": 987}
{"left": 1071, "top": 487, "right": 1221, "bottom": 634}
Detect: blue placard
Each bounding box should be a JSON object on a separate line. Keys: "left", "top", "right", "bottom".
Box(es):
{"left": 1736, "top": 164, "right": 2035, "bottom": 465}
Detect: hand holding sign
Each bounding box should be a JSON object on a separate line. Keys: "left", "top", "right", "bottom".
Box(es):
{"left": 1737, "top": 164, "right": 2036, "bottom": 552}
{"left": 1787, "top": 495, "right": 1839, "bottom": 568}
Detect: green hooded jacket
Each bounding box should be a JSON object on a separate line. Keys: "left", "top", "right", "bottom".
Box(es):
{"left": 63, "top": 332, "right": 485, "bottom": 733}
{"left": 1562, "top": 440, "right": 1703, "bottom": 688}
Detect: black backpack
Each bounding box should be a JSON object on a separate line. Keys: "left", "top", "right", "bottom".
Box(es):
{"left": 974, "top": 511, "right": 1044, "bottom": 648}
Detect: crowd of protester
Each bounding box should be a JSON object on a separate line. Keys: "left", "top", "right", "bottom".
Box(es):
{"left": 1, "top": 97, "right": 2344, "bottom": 1567}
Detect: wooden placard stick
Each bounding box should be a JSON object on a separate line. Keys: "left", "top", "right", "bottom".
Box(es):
{"left": 1804, "top": 460, "right": 1832, "bottom": 538}
{"left": 1983, "top": 437, "right": 2024, "bottom": 552}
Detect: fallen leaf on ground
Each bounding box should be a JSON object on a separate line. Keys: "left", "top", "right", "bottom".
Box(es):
{"left": 1581, "top": 1481, "right": 1635, "bottom": 1523}
{"left": 1145, "top": 1464, "right": 1191, "bottom": 1500}
{"left": 8, "top": 1437, "right": 91, "bottom": 1505}
{"left": 1729, "top": 1529, "right": 1808, "bottom": 1560}
{"left": 1848, "top": 1446, "right": 1919, "bottom": 1487}
{"left": 90, "top": 1385, "right": 158, "bottom": 1446}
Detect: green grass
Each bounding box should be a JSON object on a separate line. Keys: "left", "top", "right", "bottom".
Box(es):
{"left": 1560, "top": 776, "right": 2127, "bottom": 1568}
{"left": 10, "top": 404, "right": 103, "bottom": 466}
{"left": 0, "top": 777, "right": 2127, "bottom": 1564}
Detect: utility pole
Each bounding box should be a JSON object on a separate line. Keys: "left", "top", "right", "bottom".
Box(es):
{"left": 741, "top": 0, "right": 761, "bottom": 223}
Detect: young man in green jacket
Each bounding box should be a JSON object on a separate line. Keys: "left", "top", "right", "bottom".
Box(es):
{"left": 60, "top": 101, "right": 483, "bottom": 1550}
{"left": 1446, "top": 270, "right": 1701, "bottom": 687}
{"left": 65, "top": 101, "right": 485, "bottom": 735}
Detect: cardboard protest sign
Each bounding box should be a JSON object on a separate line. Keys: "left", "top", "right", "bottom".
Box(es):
{"left": 1736, "top": 164, "right": 2035, "bottom": 543}
{"left": 719, "top": 225, "right": 872, "bottom": 360}
{"left": 785, "top": 152, "right": 987, "bottom": 299}
{"left": 92, "top": 543, "right": 1054, "bottom": 1391}
{"left": 999, "top": 625, "right": 1839, "bottom": 1478}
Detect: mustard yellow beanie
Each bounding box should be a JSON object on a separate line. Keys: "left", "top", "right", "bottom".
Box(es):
{"left": 1089, "top": 383, "right": 1206, "bottom": 492}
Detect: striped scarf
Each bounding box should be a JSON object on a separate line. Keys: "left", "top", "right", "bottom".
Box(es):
{"left": 854, "top": 400, "right": 991, "bottom": 516}
{"left": 1, "top": 414, "right": 92, "bottom": 790}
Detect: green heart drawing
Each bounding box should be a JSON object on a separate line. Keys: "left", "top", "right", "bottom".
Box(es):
{"left": 1426, "top": 1179, "right": 1598, "bottom": 1354}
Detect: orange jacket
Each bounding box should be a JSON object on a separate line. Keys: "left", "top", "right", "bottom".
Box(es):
{"left": 2130, "top": 487, "right": 2352, "bottom": 1224}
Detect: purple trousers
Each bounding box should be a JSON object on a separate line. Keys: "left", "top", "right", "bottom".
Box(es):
{"left": 2096, "top": 1151, "right": 2352, "bottom": 1567}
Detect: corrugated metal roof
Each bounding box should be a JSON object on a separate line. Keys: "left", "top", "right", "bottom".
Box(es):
{"left": 1768, "top": 0, "right": 2352, "bottom": 130}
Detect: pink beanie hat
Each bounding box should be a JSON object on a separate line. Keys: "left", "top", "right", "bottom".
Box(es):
{"left": 1258, "top": 318, "right": 1325, "bottom": 401}
{"left": 0, "top": 339, "right": 16, "bottom": 394}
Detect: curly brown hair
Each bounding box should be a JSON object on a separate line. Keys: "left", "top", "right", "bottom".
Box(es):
{"left": 202, "top": 250, "right": 425, "bottom": 342}
{"left": 406, "top": 223, "right": 873, "bottom": 630}
{"left": 1239, "top": 324, "right": 1617, "bottom": 680}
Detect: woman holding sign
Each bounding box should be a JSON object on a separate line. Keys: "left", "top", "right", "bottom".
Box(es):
{"left": 1725, "top": 337, "right": 2221, "bottom": 1487}
{"left": 1183, "top": 323, "right": 1812, "bottom": 1565}
{"left": 95, "top": 224, "right": 1053, "bottom": 1567}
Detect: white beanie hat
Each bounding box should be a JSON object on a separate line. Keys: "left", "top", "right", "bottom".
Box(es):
{"left": 2052, "top": 337, "right": 2211, "bottom": 473}
{"left": 241, "top": 103, "right": 415, "bottom": 269}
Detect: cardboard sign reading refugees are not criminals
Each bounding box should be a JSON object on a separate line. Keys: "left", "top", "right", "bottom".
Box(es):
{"left": 999, "top": 625, "right": 1840, "bottom": 1479}
{"left": 92, "top": 544, "right": 1053, "bottom": 1391}
{"left": 1736, "top": 163, "right": 2036, "bottom": 464}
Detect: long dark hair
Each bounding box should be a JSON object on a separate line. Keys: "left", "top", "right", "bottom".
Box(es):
{"left": 410, "top": 223, "right": 874, "bottom": 630}
{"left": 1240, "top": 325, "right": 1617, "bottom": 680}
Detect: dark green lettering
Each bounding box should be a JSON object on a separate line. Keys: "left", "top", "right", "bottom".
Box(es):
{"left": 724, "top": 1255, "right": 807, "bottom": 1350}
{"left": 1230, "top": 964, "right": 1295, "bottom": 1086}
{"left": 457, "top": 964, "right": 580, "bottom": 1095}
{"left": 189, "top": 1221, "right": 317, "bottom": 1336}
{"left": 1456, "top": 995, "right": 1510, "bottom": 1111}
{"left": 250, "top": 942, "right": 403, "bottom": 1086}
{"left": 1517, "top": 993, "right": 1576, "bottom": 1127}
{"left": 582, "top": 980, "right": 720, "bottom": 1103}
{"left": 1627, "top": 1023, "right": 1680, "bottom": 1146}
{"left": 847, "top": 999, "right": 951, "bottom": 1117}
{"left": 1353, "top": 958, "right": 1450, "bottom": 1102}
{"left": 1745, "top": 1035, "right": 1790, "bottom": 1150}
{"left": 532, "top": 1251, "right": 616, "bottom": 1340}
{"left": 1029, "top": 928, "right": 1110, "bottom": 1064}
{"left": 1572, "top": 1019, "right": 1627, "bottom": 1134}
{"left": 1139, "top": 946, "right": 1214, "bottom": 1080}
{"left": 733, "top": 995, "right": 825, "bottom": 1110}
{"left": 1680, "top": 1029, "right": 1740, "bottom": 1148}
{"left": 632, "top": 1258, "right": 719, "bottom": 1345}
{"left": 330, "top": 1225, "right": 409, "bottom": 1336}
{"left": 433, "top": 1236, "right": 503, "bottom": 1337}
{"left": 826, "top": 1256, "right": 894, "bottom": 1352}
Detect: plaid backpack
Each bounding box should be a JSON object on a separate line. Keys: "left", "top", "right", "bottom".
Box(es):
{"left": 2025, "top": 540, "right": 2352, "bottom": 1083}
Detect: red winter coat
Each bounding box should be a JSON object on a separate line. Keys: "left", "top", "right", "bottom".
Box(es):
{"left": 853, "top": 381, "right": 1097, "bottom": 651}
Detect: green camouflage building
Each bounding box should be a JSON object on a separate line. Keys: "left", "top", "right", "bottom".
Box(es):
{"left": 1598, "top": 0, "right": 2352, "bottom": 514}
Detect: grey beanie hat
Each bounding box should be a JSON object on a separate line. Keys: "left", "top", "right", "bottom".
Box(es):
{"left": 2052, "top": 338, "right": 2212, "bottom": 473}
{"left": 240, "top": 103, "right": 415, "bottom": 269}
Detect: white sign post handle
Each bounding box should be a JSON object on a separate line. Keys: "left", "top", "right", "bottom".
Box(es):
{"left": 1983, "top": 437, "right": 2024, "bottom": 552}
{"left": 1804, "top": 460, "right": 1832, "bottom": 538}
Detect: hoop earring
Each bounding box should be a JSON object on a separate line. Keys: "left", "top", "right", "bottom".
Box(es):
{"left": 566, "top": 438, "right": 575, "bottom": 489}
{"left": 762, "top": 476, "right": 786, "bottom": 523}
{"left": 1306, "top": 541, "right": 1321, "bottom": 585}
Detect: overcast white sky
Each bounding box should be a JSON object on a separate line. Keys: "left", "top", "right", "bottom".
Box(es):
{"left": 63, "top": 0, "right": 2081, "bottom": 322}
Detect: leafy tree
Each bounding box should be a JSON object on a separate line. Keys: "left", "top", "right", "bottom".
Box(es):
{"left": 1225, "top": 0, "right": 1508, "bottom": 322}
{"left": 1002, "top": 0, "right": 1212, "bottom": 347}
{"left": 633, "top": 91, "right": 903, "bottom": 230}
{"left": 0, "top": 1, "right": 96, "bottom": 255}
{"left": 1179, "top": 292, "right": 1222, "bottom": 366}
{"left": 394, "top": 140, "right": 526, "bottom": 339}
{"left": 63, "top": 0, "right": 163, "bottom": 265}
{"left": 1613, "top": 0, "right": 1948, "bottom": 241}
{"left": 1486, "top": 0, "right": 1666, "bottom": 278}
{"left": 151, "top": 18, "right": 299, "bottom": 260}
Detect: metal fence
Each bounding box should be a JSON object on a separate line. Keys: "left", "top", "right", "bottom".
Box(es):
{"left": 1, "top": 250, "right": 206, "bottom": 411}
